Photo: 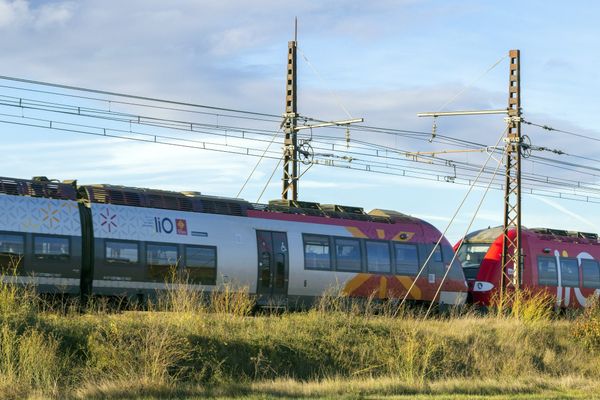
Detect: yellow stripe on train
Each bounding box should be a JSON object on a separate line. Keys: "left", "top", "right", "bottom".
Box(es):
{"left": 342, "top": 273, "right": 422, "bottom": 300}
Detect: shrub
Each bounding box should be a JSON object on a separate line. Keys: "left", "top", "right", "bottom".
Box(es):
{"left": 489, "top": 288, "right": 555, "bottom": 322}
{"left": 572, "top": 295, "right": 600, "bottom": 351}
{"left": 0, "top": 325, "right": 63, "bottom": 396}
{"left": 157, "top": 271, "right": 206, "bottom": 314}
{"left": 209, "top": 283, "right": 255, "bottom": 316}
{"left": 86, "top": 318, "right": 191, "bottom": 383}
{"left": 0, "top": 271, "right": 38, "bottom": 324}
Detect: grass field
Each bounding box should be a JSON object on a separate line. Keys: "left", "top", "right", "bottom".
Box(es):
{"left": 1, "top": 281, "right": 599, "bottom": 400}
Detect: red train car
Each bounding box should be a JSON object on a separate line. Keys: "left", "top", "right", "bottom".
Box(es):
{"left": 456, "top": 227, "right": 600, "bottom": 307}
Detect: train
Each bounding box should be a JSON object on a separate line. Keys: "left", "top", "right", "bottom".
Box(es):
{"left": 0, "top": 175, "right": 468, "bottom": 308}
{"left": 456, "top": 226, "right": 600, "bottom": 308}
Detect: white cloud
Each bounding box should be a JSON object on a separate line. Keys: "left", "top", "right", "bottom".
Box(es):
{"left": 0, "top": 0, "right": 74, "bottom": 29}
{"left": 0, "top": 0, "right": 596, "bottom": 243}
{"left": 0, "top": 0, "right": 29, "bottom": 28}
{"left": 34, "top": 1, "right": 74, "bottom": 29}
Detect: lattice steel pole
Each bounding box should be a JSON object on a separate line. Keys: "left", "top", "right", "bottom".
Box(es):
{"left": 282, "top": 35, "right": 298, "bottom": 201}
{"left": 500, "top": 49, "right": 522, "bottom": 298}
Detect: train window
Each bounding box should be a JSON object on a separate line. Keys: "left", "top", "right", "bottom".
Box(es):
{"left": 33, "top": 235, "right": 70, "bottom": 260}
{"left": 184, "top": 246, "right": 217, "bottom": 285}
{"left": 146, "top": 243, "right": 178, "bottom": 266}
{"left": 0, "top": 233, "right": 24, "bottom": 271}
{"left": 433, "top": 244, "right": 443, "bottom": 262}
{"left": 394, "top": 243, "right": 419, "bottom": 275}
{"left": 366, "top": 241, "right": 391, "bottom": 273}
{"left": 421, "top": 244, "right": 445, "bottom": 276}
{"left": 0, "top": 233, "right": 24, "bottom": 255}
{"left": 581, "top": 259, "right": 600, "bottom": 288}
{"left": 334, "top": 238, "right": 362, "bottom": 272}
{"left": 537, "top": 256, "right": 558, "bottom": 286}
{"left": 303, "top": 234, "right": 331, "bottom": 270}
{"left": 457, "top": 244, "right": 489, "bottom": 280}
{"left": 560, "top": 258, "right": 579, "bottom": 287}
{"left": 105, "top": 241, "right": 139, "bottom": 264}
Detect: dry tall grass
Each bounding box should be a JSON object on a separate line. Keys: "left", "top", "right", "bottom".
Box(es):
{"left": 154, "top": 272, "right": 256, "bottom": 317}
{"left": 0, "top": 275, "right": 66, "bottom": 399}
{"left": 0, "top": 274, "right": 37, "bottom": 321}
{"left": 155, "top": 271, "right": 205, "bottom": 314}
{"left": 489, "top": 288, "right": 555, "bottom": 322}
{"left": 85, "top": 319, "right": 191, "bottom": 383}
{"left": 572, "top": 294, "right": 600, "bottom": 350}
{"left": 0, "top": 275, "right": 599, "bottom": 399}
{"left": 208, "top": 283, "right": 255, "bottom": 316}
{"left": 0, "top": 325, "right": 64, "bottom": 398}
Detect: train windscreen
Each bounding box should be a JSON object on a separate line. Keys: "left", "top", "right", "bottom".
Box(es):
{"left": 456, "top": 243, "right": 490, "bottom": 280}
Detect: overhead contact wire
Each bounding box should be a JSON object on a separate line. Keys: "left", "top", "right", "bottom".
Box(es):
{"left": 424, "top": 144, "right": 507, "bottom": 318}
{"left": 398, "top": 126, "right": 509, "bottom": 310}
{"left": 237, "top": 127, "right": 284, "bottom": 198}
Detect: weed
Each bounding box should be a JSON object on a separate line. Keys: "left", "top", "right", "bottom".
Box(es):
{"left": 0, "top": 272, "right": 597, "bottom": 399}
{"left": 489, "top": 287, "right": 555, "bottom": 322}
{"left": 208, "top": 283, "right": 255, "bottom": 316}
{"left": 85, "top": 317, "right": 191, "bottom": 383}
{"left": 157, "top": 270, "right": 206, "bottom": 314}
{"left": 0, "top": 325, "right": 63, "bottom": 398}
{"left": 572, "top": 294, "right": 600, "bottom": 351}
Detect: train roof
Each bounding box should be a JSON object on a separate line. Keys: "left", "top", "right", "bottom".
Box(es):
{"left": 0, "top": 176, "right": 77, "bottom": 200}
{"left": 461, "top": 226, "right": 506, "bottom": 244}
{"left": 0, "top": 176, "right": 425, "bottom": 225}
{"left": 259, "top": 200, "right": 419, "bottom": 224}
{"left": 461, "top": 225, "right": 599, "bottom": 245}
{"left": 79, "top": 184, "right": 422, "bottom": 224}
{"left": 79, "top": 184, "right": 249, "bottom": 217}
{"left": 527, "top": 227, "right": 599, "bottom": 243}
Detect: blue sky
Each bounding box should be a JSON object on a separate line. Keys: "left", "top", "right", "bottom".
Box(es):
{"left": 0, "top": 0, "right": 599, "bottom": 242}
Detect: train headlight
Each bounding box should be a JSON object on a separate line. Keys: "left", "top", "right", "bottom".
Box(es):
{"left": 473, "top": 281, "right": 494, "bottom": 292}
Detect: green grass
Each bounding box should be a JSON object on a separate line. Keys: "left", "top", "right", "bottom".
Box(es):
{"left": 1, "top": 279, "right": 599, "bottom": 399}
{"left": 72, "top": 376, "right": 600, "bottom": 399}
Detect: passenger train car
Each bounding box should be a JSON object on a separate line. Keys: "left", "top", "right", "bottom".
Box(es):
{"left": 0, "top": 176, "right": 468, "bottom": 307}
{"left": 456, "top": 227, "right": 600, "bottom": 308}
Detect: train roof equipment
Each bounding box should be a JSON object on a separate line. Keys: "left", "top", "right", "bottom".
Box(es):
{"left": 0, "top": 176, "right": 77, "bottom": 200}
{"left": 0, "top": 176, "right": 426, "bottom": 227}
{"left": 527, "top": 227, "right": 599, "bottom": 244}
{"left": 78, "top": 184, "right": 249, "bottom": 217}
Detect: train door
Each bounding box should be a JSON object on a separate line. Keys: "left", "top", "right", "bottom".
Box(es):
{"left": 256, "top": 230, "right": 289, "bottom": 304}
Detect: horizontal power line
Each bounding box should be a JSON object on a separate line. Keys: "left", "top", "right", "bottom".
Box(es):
{"left": 2, "top": 74, "right": 600, "bottom": 205}
{"left": 0, "top": 75, "right": 283, "bottom": 120}
{"left": 523, "top": 119, "right": 600, "bottom": 143}
{"left": 5, "top": 101, "right": 597, "bottom": 197}
{"left": 4, "top": 90, "right": 598, "bottom": 188}
{"left": 2, "top": 114, "right": 600, "bottom": 205}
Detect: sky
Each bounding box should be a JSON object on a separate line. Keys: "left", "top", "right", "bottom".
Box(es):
{"left": 0, "top": 0, "right": 599, "bottom": 242}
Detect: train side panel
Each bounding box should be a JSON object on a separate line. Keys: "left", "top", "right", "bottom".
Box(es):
{"left": 250, "top": 210, "right": 467, "bottom": 306}
{"left": 88, "top": 203, "right": 467, "bottom": 306}
{"left": 90, "top": 203, "right": 258, "bottom": 296}
{"left": 0, "top": 194, "right": 82, "bottom": 293}
{"left": 524, "top": 234, "right": 600, "bottom": 307}
{"left": 471, "top": 229, "right": 600, "bottom": 307}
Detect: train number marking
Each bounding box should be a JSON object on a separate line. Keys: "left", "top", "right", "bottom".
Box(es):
{"left": 153, "top": 217, "right": 189, "bottom": 236}
{"left": 155, "top": 217, "right": 173, "bottom": 234}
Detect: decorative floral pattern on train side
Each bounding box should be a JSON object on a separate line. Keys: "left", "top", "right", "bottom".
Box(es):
{"left": 0, "top": 195, "right": 80, "bottom": 236}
